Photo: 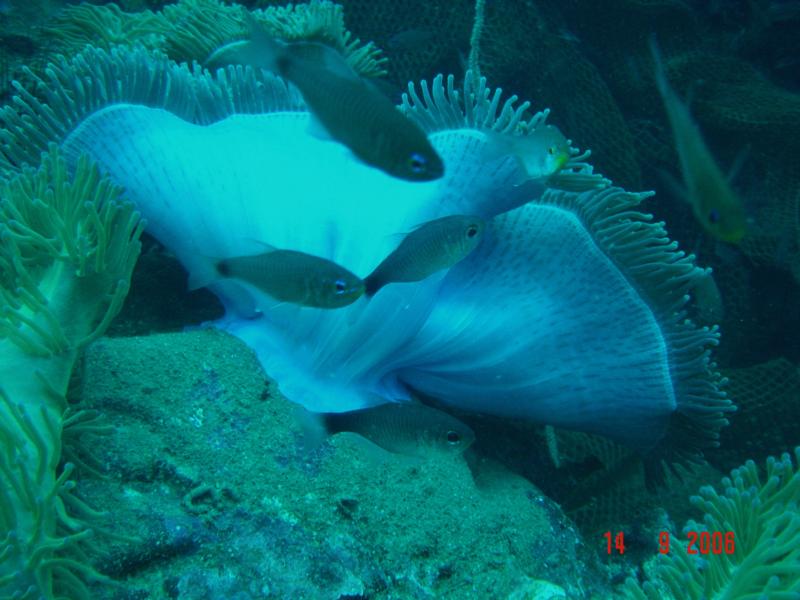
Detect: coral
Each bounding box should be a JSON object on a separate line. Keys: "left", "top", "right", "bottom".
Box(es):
{"left": 0, "top": 145, "right": 143, "bottom": 598}
{"left": 625, "top": 447, "right": 800, "bottom": 599}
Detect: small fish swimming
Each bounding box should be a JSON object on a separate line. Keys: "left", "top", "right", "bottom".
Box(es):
{"left": 364, "top": 214, "right": 486, "bottom": 296}
{"left": 691, "top": 269, "right": 724, "bottom": 324}
{"left": 208, "top": 13, "right": 445, "bottom": 182}
{"left": 484, "top": 124, "right": 571, "bottom": 183}
{"left": 387, "top": 27, "right": 436, "bottom": 52}
{"left": 649, "top": 37, "right": 747, "bottom": 243}
{"left": 191, "top": 246, "right": 365, "bottom": 309}
{"left": 307, "top": 402, "right": 475, "bottom": 457}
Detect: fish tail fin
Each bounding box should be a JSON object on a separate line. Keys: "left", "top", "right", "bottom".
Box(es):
{"left": 187, "top": 257, "right": 222, "bottom": 291}
{"left": 293, "top": 405, "right": 330, "bottom": 453}
{"left": 205, "top": 13, "right": 285, "bottom": 72}
{"left": 243, "top": 11, "right": 288, "bottom": 76}
{"left": 363, "top": 275, "right": 380, "bottom": 297}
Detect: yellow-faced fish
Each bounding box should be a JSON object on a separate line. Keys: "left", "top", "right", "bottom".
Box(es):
{"left": 484, "top": 124, "right": 571, "bottom": 182}
{"left": 198, "top": 247, "right": 365, "bottom": 309}
{"left": 364, "top": 214, "right": 486, "bottom": 296}
{"left": 315, "top": 403, "right": 475, "bottom": 457}
{"left": 209, "top": 13, "right": 444, "bottom": 182}
{"left": 649, "top": 37, "right": 747, "bottom": 243}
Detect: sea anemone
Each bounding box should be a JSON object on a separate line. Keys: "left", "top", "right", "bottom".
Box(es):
{"left": 0, "top": 39, "right": 730, "bottom": 483}
{"left": 45, "top": 0, "right": 387, "bottom": 78}
{"left": 0, "top": 145, "right": 143, "bottom": 597}
{"left": 626, "top": 447, "right": 800, "bottom": 599}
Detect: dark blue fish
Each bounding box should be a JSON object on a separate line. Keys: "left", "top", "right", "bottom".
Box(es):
{"left": 208, "top": 14, "right": 445, "bottom": 182}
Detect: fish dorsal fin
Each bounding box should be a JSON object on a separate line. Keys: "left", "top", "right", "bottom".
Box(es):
{"left": 244, "top": 11, "right": 271, "bottom": 49}
{"left": 290, "top": 41, "right": 360, "bottom": 81}
{"left": 238, "top": 11, "right": 286, "bottom": 73}
{"left": 726, "top": 143, "right": 751, "bottom": 184}
{"left": 242, "top": 237, "right": 277, "bottom": 254}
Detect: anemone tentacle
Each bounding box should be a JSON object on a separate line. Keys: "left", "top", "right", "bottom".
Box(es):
{"left": 0, "top": 45, "right": 306, "bottom": 176}
{"left": 1, "top": 145, "right": 142, "bottom": 598}
{"left": 542, "top": 187, "right": 731, "bottom": 474}
{"left": 164, "top": 0, "right": 387, "bottom": 77}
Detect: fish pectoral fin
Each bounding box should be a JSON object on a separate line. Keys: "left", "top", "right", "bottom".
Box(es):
{"left": 481, "top": 130, "right": 512, "bottom": 163}
{"left": 510, "top": 155, "right": 538, "bottom": 186}
{"left": 481, "top": 132, "right": 532, "bottom": 184}
{"left": 258, "top": 297, "right": 292, "bottom": 312}
{"left": 187, "top": 258, "right": 220, "bottom": 291}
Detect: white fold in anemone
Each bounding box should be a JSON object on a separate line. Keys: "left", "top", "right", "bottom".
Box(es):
{"left": 0, "top": 44, "right": 732, "bottom": 478}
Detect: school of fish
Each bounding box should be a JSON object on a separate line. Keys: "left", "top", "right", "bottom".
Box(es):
{"left": 195, "top": 19, "right": 732, "bottom": 454}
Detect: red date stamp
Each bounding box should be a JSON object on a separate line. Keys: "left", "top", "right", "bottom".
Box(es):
{"left": 603, "top": 531, "right": 735, "bottom": 555}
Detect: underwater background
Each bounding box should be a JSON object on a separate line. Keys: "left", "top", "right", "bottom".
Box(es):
{"left": 0, "top": 0, "right": 798, "bottom": 598}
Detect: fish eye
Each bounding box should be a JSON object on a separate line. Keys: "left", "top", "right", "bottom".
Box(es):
{"left": 334, "top": 279, "right": 347, "bottom": 294}
{"left": 446, "top": 430, "right": 461, "bottom": 444}
{"left": 547, "top": 147, "right": 555, "bottom": 155}
{"left": 708, "top": 208, "right": 721, "bottom": 224}
{"left": 466, "top": 225, "right": 479, "bottom": 238}
{"left": 408, "top": 152, "right": 427, "bottom": 173}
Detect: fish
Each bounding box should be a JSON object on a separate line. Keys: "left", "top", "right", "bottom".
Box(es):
{"left": 207, "top": 13, "right": 445, "bottom": 182}
{"left": 387, "top": 27, "right": 436, "bottom": 52}
{"left": 691, "top": 269, "right": 724, "bottom": 324}
{"left": 190, "top": 246, "right": 365, "bottom": 309}
{"left": 364, "top": 215, "right": 486, "bottom": 296}
{"left": 304, "top": 402, "right": 475, "bottom": 457}
{"left": 649, "top": 37, "right": 747, "bottom": 243}
{"left": 484, "top": 124, "right": 572, "bottom": 183}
